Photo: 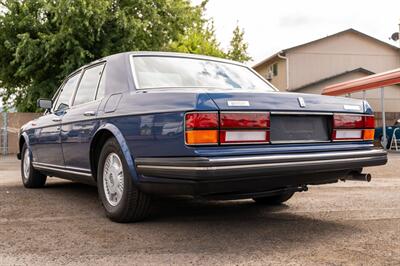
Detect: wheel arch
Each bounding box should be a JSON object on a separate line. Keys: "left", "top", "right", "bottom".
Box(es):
{"left": 90, "top": 124, "right": 139, "bottom": 183}
{"left": 18, "top": 132, "right": 30, "bottom": 160}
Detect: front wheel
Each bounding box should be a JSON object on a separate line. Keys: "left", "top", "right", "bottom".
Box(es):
{"left": 97, "top": 138, "right": 152, "bottom": 222}
{"left": 253, "top": 192, "right": 295, "bottom": 205}
{"left": 21, "top": 143, "right": 47, "bottom": 188}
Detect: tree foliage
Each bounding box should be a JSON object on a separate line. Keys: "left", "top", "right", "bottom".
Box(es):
{"left": 168, "top": 21, "right": 225, "bottom": 58}
{"left": 226, "top": 25, "right": 252, "bottom": 63}
{"left": 0, "top": 0, "right": 251, "bottom": 112}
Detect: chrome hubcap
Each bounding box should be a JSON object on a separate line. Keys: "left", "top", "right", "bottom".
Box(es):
{"left": 23, "top": 148, "right": 30, "bottom": 180}
{"left": 103, "top": 153, "right": 124, "bottom": 206}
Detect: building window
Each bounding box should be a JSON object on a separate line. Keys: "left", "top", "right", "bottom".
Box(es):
{"left": 272, "top": 63, "right": 278, "bottom": 76}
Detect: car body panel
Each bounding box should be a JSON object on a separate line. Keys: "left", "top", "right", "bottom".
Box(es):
{"left": 61, "top": 99, "right": 103, "bottom": 171}
{"left": 205, "top": 90, "right": 365, "bottom": 113}
{"left": 31, "top": 112, "right": 64, "bottom": 166}
{"left": 93, "top": 123, "right": 139, "bottom": 183}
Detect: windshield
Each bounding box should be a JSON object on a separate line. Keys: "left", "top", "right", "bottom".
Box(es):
{"left": 131, "top": 56, "right": 275, "bottom": 91}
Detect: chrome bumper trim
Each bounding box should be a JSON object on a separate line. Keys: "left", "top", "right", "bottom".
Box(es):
{"left": 135, "top": 149, "right": 387, "bottom": 180}
{"left": 138, "top": 156, "right": 380, "bottom": 172}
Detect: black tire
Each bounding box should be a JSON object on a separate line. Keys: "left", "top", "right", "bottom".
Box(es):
{"left": 97, "top": 137, "right": 152, "bottom": 222}
{"left": 21, "top": 143, "right": 47, "bottom": 188}
{"left": 253, "top": 192, "right": 295, "bottom": 205}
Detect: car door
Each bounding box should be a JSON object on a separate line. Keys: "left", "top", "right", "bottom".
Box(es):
{"left": 33, "top": 72, "right": 81, "bottom": 166}
{"left": 61, "top": 63, "right": 106, "bottom": 173}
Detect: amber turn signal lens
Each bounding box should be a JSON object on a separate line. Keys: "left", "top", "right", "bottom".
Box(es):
{"left": 363, "top": 129, "right": 375, "bottom": 141}
{"left": 185, "top": 130, "right": 218, "bottom": 145}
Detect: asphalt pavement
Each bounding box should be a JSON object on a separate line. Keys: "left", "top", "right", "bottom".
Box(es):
{"left": 0, "top": 154, "right": 399, "bottom": 265}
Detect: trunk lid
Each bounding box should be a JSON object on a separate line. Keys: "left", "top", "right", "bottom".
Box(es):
{"left": 204, "top": 89, "right": 365, "bottom": 113}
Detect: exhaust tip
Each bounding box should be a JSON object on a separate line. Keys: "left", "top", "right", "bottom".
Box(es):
{"left": 344, "top": 172, "right": 372, "bottom": 182}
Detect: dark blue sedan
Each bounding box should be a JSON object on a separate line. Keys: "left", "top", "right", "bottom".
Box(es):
{"left": 18, "top": 52, "right": 387, "bottom": 222}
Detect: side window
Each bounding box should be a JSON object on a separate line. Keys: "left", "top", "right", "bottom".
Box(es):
{"left": 96, "top": 64, "right": 106, "bottom": 100}
{"left": 73, "top": 63, "right": 105, "bottom": 106}
{"left": 54, "top": 72, "right": 81, "bottom": 112}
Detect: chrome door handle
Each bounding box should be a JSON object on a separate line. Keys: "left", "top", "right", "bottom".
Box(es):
{"left": 83, "top": 111, "right": 96, "bottom": 117}
{"left": 52, "top": 117, "right": 61, "bottom": 122}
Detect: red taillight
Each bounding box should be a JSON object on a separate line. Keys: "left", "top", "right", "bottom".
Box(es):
{"left": 220, "top": 112, "right": 270, "bottom": 128}
{"left": 185, "top": 111, "right": 270, "bottom": 145}
{"left": 185, "top": 112, "right": 218, "bottom": 129}
{"left": 363, "top": 115, "right": 375, "bottom": 129}
{"left": 333, "top": 115, "right": 364, "bottom": 128}
{"left": 332, "top": 114, "right": 375, "bottom": 141}
{"left": 185, "top": 112, "right": 218, "bottom": 145}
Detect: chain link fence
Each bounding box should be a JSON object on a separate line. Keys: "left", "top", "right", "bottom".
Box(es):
{"left": 0, "top": 112, "right": 9, "bottom": 156}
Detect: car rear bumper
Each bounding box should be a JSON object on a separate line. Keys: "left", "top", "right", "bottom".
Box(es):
{"left": 135, "top": 149, "right": 387, "bottom": 197}
{"left": 136, "top": 149, "right": 387, "bottom": 180}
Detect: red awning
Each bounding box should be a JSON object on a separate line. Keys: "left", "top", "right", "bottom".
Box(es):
{"left": 322, "top": 68, "right": 400, "bottom": 96}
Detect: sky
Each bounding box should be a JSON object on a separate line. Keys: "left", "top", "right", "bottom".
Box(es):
{"left": 192, "top": 0, "right": 400, "bottom": 65}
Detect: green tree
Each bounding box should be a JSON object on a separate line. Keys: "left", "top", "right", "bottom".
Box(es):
{"left": 0, "top": 0, "right": 212, "bottom": 111}
{"left": 0, "top": 0, "right": 251, "bottom": 111}
{"left": 168, "top": 20, "right": 225, "bottom": 58}
{"left": 227, "top": 24, "right": 252, "bottom": 63}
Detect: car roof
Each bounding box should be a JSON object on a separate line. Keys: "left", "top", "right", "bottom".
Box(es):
{"left": 70, "top": 51, "right": 248, "bottom": 79}
{"left": 103, "top": 51, "right": 246, "bottom": 67}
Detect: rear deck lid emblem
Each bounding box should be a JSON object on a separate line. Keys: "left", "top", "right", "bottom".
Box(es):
{"left": 227, "top": 100, "right": 250, "bottom": 107}
{"left": 297, "top": 97, "right": 306, "bottom": 108}
{"left": 343, "top": 104, "right": 361, "bottom": 111}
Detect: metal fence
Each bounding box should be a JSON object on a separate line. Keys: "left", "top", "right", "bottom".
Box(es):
{"left": 1, "top": 112, "right": 8, "bottom": 156}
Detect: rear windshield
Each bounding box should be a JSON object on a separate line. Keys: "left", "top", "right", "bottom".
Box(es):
{"left": 131, "top": 56, "right": 275, "bottom": 91}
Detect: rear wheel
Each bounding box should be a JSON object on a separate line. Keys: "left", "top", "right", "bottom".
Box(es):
{"left": 97, "top": 138, "right": 152, "bottom": 222}
{"left": 253, "top": 192, "right": 295, "bottom": 205}
{"left": 21, "top": 143, "right": 47, "bottom": 188}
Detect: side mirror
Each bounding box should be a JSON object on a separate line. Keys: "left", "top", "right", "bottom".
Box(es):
{"left": 37, "top": 99, "right": 53, "bottom": 110}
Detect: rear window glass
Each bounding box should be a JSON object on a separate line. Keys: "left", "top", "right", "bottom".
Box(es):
{"left": 131, "top": 56, "right": 275, "bottom": 91}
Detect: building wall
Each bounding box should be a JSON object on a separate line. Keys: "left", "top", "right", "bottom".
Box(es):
{"left": 296, "top": 71, "right": 400, "bottom": 113}
{"left": 287, "top": 32, "right": 400, "bottom": 90}
{"left": 0, "top": 112, "right": 41, "bottom": 154}
{"left": 297, "top": 71, "right": 368, "bottom": 94}
{"left": 253, "top": 58, "right": 287, "bottom": 90}
{"left": 349, "top": 86, "right": 400, "bottom": 114}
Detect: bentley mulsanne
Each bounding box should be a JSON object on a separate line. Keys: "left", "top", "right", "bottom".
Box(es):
{"left": 18, "top": 52, "right": 387, "bottom": 222}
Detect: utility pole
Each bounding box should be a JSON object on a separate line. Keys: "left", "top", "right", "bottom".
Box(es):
{"left": 397, "top": 19, "right": 400, "bottom": 48}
